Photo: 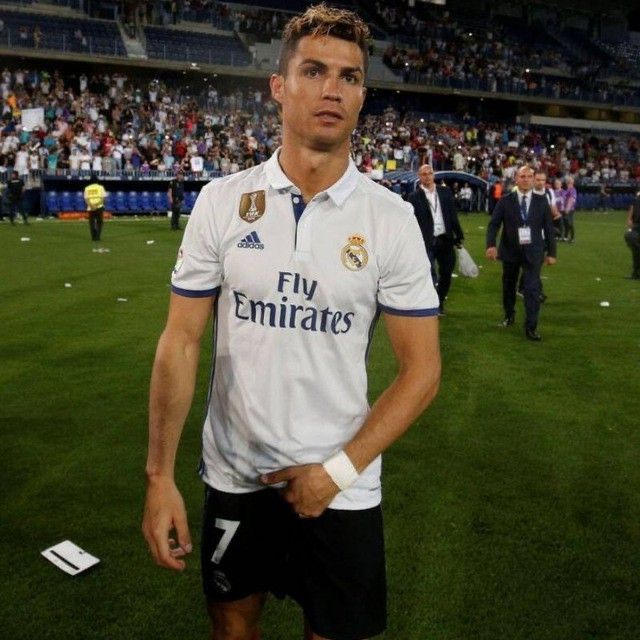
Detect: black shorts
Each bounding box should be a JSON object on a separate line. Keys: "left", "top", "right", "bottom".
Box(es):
{"left": 201, "top": 485, "right": 386, "bottom": 640}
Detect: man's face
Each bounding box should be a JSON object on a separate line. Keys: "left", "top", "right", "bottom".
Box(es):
{"left": 516, "top": 167, "right": 534, "bottom": 192}
{"left": 418, "top": 165, "right": 435, "bottom": 188}
{"left": 534, "top": 173, "right": 546, "bottom": 191}
{"left": 270, "top": 35, "right": 366, "bottom": 152}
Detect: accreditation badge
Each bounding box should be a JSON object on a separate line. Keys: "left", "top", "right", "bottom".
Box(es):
{"left": 518, "top": 226, "right": 532, "bottom": 245}
{"left": 239, "top": 190, "right": 265, "bottom": 223}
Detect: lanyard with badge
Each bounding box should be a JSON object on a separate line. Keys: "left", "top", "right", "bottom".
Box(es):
{"left": 518, "top": 194, "right": 531, "bottom": 245}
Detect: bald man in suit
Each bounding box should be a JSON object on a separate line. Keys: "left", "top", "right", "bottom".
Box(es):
{"left": 486, "top": 165, "right": 557, "bottom": 341}
{"left": 408, "top": 164, "right": 464, "bottom": 315}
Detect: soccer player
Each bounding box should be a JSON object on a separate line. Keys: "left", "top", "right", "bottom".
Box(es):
{"left": 142, "top": 5, "right": 441, "bottom": 640}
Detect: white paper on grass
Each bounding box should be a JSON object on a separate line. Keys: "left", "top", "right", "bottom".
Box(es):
{"left": 41, "top": 540, "right": 100, "bottom": 576}
{"left": 117, "top": 297, "right": 128, "bottom": 302}
{"left": 600, "top": 301, "right": 610, "bottom": 307}
{"left": 21, "top": 237, "right": 31, "bottom": 242}
{"left": 64, "top": 283, "right": 72, "bottom": 288}
{"left": 146, "top": 240, "right": 155, "bottom": 245}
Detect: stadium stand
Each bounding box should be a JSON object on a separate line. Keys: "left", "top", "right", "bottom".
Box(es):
{"left": 0, "top": 9, "right": 126, "bottom": 56}
{"left": 144, "top": 26, "right": 251, "bottom": 66}
{"left": 0, "top": 0, "right": 639, "bottom": 217}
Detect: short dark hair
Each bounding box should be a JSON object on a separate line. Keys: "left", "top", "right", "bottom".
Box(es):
{"left": 278, "top": 3, "right": 370, "bottom": 76}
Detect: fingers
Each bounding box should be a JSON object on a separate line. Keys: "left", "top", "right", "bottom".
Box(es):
{"left": 142, "top": 487, "right": 192, "bottom": 572}
{"left": 260, "top": 467, "right": 297, "bottom": 485}
{"left": 173, "top": 511, "right": 193, "bottom": 556}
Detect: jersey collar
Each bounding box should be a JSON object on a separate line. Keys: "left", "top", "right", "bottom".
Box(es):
{"left": 264, "top": 147, "right": 359, "bottom": 208}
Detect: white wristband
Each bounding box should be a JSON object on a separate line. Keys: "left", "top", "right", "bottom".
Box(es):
{"left": 322, "top": 451, "right": 359, "bottom": 491}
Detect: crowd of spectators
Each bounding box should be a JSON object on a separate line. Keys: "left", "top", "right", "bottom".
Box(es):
{"left": 374, "top": 3, "right": 639, "bottom": 106}
{"left": 1, "top": 67, "right": 638, "bottom": 191}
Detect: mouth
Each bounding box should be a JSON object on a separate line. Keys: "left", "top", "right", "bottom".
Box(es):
{"left": 314, "top": 110, "right": 344, "bottom": 122}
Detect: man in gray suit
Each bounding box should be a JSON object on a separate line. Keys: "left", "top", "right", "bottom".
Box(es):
{"left": 486, "top": 165, "right": 557, "bottom": 341}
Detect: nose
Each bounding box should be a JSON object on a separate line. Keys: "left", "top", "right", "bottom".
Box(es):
{"left": 321, "top": 74, "right": 342, "bottom": 102}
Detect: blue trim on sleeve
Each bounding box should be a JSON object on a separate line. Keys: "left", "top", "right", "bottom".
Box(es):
{"left": 171, "top": 285, "right": 220, "bottom": 298}
{"left": 378, "top": 304, "right": 440, "bottom": 317}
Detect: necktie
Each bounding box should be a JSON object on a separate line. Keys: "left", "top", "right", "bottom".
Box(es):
{"left": 521, "top": 195, "right": 528, "bottom": 220}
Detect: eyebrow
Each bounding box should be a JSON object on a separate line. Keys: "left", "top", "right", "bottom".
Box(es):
{"left": 298, "top": 59, "right": 364, "bottom": 76}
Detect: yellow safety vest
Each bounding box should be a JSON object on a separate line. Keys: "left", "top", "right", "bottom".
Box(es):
{"left": 84, "top": 183, "right": 106, "bottom": 210}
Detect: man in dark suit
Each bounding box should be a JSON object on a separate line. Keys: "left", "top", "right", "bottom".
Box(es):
{"left": 408, "top": 164, "right": 464, "bottom": 315}
{"left": 486, "top": 165, "right": 557, "bottom": 341}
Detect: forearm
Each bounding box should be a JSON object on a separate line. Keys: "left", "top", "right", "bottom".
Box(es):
{"left": 344, "top": 357, "right": 441, "bottom": 474}
{"left": 146, "top": 329, "right": 201, "bottom": 479}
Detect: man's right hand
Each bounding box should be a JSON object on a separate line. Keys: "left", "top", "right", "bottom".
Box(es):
{"left": 486, "top": 246, "right": 498, "bottom": 260}
{"left": 142, "top": 475, "right": 192, "bottom": 571}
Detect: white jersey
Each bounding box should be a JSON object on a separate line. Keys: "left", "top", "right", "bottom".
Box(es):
{"left": 171, "top": 151, "right": 439, "bottom": 509}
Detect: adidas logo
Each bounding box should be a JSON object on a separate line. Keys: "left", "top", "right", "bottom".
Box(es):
{"left": 237, "top": 231, "right": 264, "bottom": 250}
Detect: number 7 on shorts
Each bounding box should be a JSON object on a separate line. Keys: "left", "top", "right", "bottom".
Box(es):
{"left": 211, "top": 518, "right": 240, "bottom": 564}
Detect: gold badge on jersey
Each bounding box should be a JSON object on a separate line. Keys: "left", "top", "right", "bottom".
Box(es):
{"left": 239, "top": 190, "right": 266, "bottom": 223}
{"left": 341, "top": 234, "right": 369, "bottom": 271}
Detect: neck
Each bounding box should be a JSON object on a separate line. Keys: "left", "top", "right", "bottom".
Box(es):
{"left": 422, "top": 183, "right": 435, "bottom": 192}
{"left": 278, "top": 139, "right": 350, "bottom": 203}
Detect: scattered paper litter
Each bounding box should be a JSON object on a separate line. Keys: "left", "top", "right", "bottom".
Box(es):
{"left": 146, "top": 240, "right": 155, "bottom": 245}
{"left": 41, "top": 540, "right": 100, "bottom": 576}
{"left": 596, "top": 277, "right": 601, "bottom": 282}
{"left": 20, "top": 237, "right": 31, "bottom": 242}
{"left": 117, "top": 297, "right": 128, "bottom": 302}
{"left": 477, "top": 225, "right": 485, "bottom": 230}
{"left": 600, "top": 301, "right": 610, "bottom": 307}
{"left": 92, "top": 247, "right": 110, "bottom": 253}
{"left": 452, "top": 273, "right": 459, "bottom": 278}
{"left": 64, "top": 283, "right": 72, "bottom": 288}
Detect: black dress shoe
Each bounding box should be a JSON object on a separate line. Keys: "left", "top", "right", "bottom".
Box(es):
{"left": 438, "top": 305, "right": 446, "bottom": 316}
{"left": 500, "top": 316, "right": 515, "bottom": 327}
{"left": 525, "top": 328, "right": 542, "bottom": 341}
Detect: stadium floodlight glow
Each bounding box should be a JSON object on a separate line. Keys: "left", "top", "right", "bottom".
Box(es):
{"left": 525, "top": 68, "right": 530, "bottom": 73}
{"left": 420, "top": 118, "right": 424, "bottom": 122}
{"left": 468, "top": 32, "right": 473, "bottom": 37}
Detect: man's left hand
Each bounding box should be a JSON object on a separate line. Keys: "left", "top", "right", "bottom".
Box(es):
{"left": 545, "top": 256, "right": 557, "bottom": 265}
{"left": 260, "top": 464, "right": 340, "bottom": 518}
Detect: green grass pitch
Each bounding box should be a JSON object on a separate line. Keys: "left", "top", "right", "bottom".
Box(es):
{"left": 1, "top": 210, "right": 639, "bottom": 639}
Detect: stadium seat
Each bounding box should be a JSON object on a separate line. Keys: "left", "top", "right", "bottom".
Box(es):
{"left": 59, "top": 191, "right": 74, "bottom": 212}
{"left": 45, "top": 191, "right": 59, "bottom": 215}
{"left": 74, "top": 191, "right": 86, "bottom": 212}
{"left": 127, "top": 192, "right": 141, "bottom": 213}
{"left": 104, "top": 192, "right": 114, "bottom": 211}
{"left": 114, "top": 191, "right": 128, "bottom": 214}
{"left": 140, "top": 191, "right": 153, "bottom": 213}
{"left": 185, "top": 191, "right": 198, "bottom": 210}
{"left": 153, "top": 191, "right": 169, "bottom": 211}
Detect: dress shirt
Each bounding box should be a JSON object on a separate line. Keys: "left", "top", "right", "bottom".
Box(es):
{"left": 421, "top": 185, "right": 445, "bottom": 236}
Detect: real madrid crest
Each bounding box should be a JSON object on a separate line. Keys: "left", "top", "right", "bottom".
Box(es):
{"left": 239, "top": 190, "right": 266, "bottom": 223}
{"left": 341, "top": 234, "right": 369, "bottom": 271}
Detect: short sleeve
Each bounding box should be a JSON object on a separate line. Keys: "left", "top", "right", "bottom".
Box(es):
{"left": 171, "top": 185, "right": 221, "bottom": 298}
{"left": 377, "top": 206, "right": 439, "bottom": 316}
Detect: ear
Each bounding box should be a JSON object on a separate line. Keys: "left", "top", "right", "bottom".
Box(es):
{"left": 270, "top": 74, "right": 284, "bottom": 106}
{"left": 358, "top": 86, "right": 367, "bottom": 113}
